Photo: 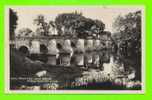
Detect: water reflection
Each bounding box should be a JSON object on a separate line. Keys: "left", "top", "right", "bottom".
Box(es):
{"left": 71, "top": 53, "right": 84, "bottom": 66}
{"left": 39, "top": 50, "right": 137, "bottom": 80}
{"left": 58, "top": 53, "right": 71, "bottom": 66}
{"left": 45, "top": 51, "right": 112, "bottom": 69}
{"left": 92, "top": 53, "right": 100, "bottom": 68}
{"left": 84, "top": 52, "right": 93, "bottom": 68}
{"left": 17, "top": 50, "right": 140, "bottom": 90}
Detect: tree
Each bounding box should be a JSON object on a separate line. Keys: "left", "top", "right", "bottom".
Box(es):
{"left": 55, "top": 11, "right": 83, "bottom": 36}
{"left": 55, "top": 11, "right": 105, "bottom": 38}
{"left": 112, "top": 11, "right": 142, "bottom": 80}
{"left": 17, "top": 28, "right": 33, "bottom": 37}
{"left": 92, "top": 19, "right": 105, "bottom": 34}
{"left": 34, "top": 15, "right": 50, "bottom": 36}
{"left": 33, "top": 12, "right": 105, "bottom": 38}
{"left": 112, "top": 11, "right": 141, "bottom": 55}
{"left": 9, "top": 9, "right": 18, "bottom": 40}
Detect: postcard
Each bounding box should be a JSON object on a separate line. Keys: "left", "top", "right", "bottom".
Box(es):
{"left": 5, "top": 6, "right": 145, "bottom": 94}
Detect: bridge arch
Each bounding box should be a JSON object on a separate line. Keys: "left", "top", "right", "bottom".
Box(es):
{"left": 40, "top": 44, "right": 48, "bottom": 54}
{"left": 18, "top": 45, "right": 30, "bottom": 55}
{"left": 56, "top": 43, "right": 62, "bottom": 50}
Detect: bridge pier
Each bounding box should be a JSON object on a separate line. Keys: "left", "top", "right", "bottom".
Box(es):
{"left": 47, "top": 39, "right": 59, "bottom": 65}
{"left": 47, "top": 39, "right": 59, "bottom": 55}
{"left": 30, "top": 40, "right": 40, "bottom": 54}
{"left": 93, "top": 39, "right": 100, "bottom": 51}
{"left": 62, "top": 39, "right": 73, "bottom": 54}
{"left": 75, "top": 39, "right": 85, "bottom": 53}
{"left": 85, "top": 39, "right": 93, "bottom": 51}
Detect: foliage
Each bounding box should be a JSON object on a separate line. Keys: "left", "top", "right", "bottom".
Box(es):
{"left": 112, "top": 11, "right": 141, "bottom": 56}
{"left": 18, "top": 12, "right": 107, "bottom": 38}
{"left": 34, "top": 15, "right": 50, "bottom": 36}
{"left": 9, "top": 9, "right": 18, "bottom": 40}
{"left": 55, "top": 11, "right": 105, "bottom": 37}
{"left": 17, "top": 28, "right": 33, "bottom": 37}
{"left": 33, "top": 14, "right": 58, "bottom": 36}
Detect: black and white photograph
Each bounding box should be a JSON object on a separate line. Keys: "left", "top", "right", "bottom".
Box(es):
{"left": 5, "top": 6, "right": 145, "bottom": 93}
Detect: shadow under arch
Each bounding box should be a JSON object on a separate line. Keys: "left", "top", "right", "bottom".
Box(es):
{"left": 18, "top": 45, "right": 29, "bottom": 56}
{"left": 56, "top": 43, "right": 63, "bottom": 50}
{"left": 40, "top": 44, "right": 48, "bottom": 54}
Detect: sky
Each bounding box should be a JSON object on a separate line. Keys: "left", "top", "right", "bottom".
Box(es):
{"left": 10, "top": 6, "right": 143, "bottom": 33}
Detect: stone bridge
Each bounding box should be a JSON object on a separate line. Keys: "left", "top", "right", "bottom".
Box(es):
{"left": 14, "top": 36, "right": 112, "bottom": 55}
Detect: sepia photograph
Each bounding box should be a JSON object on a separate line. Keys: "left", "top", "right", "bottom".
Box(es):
{"left": 5, "top": 6, "right": 145, "bottom": 94}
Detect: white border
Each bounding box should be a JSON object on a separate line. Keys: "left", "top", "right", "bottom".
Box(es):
{"left": 5, "top": 5, "right": 146, "bottom": 94}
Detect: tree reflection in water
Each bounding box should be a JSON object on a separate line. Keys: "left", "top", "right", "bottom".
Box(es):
{"left": 11, "top": 49, "right": 141, "bottom": 90}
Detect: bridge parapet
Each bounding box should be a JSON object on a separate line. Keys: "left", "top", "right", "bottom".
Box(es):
{"left": 15, "top": 36, "right": 111, "bottom": 41}
{"left": 14, "top": 36, "right": 113, "bottom": 55}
